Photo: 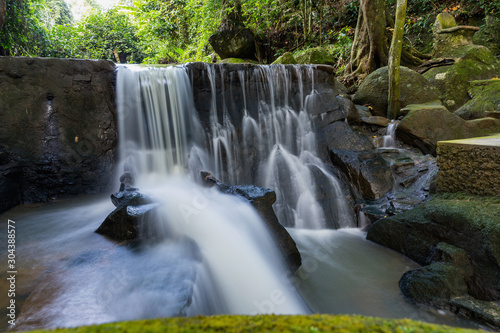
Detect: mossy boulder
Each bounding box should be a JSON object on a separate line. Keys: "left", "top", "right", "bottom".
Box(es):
{"left": 473, "top": 15, "right": 500, "bottom": 58}
{"left": 272, "top": 52, "right": 297, "bottom": 65}
{"left": 432, "top": 13, "right": 477, "bottom": 58}
{"left": 352, "top": 66, "right": 441, "bottom": 117}
{"left": 293, "top": 47, "right": 336, "bottom": 66}
{"left": 400, "top": 262, "right": 469, "bottom": 305}
{"left": 367, "top": 194, "right": 500, "bottom": 327}
{"left": 396, "top": 106, "right": 500, "bottom": 155}
{"left": 367, "top": 194, "right": 500, "bottom": 301}
{"left": 220, "top": 58, "right": 257, "bottom": 64}
{"left": 423, "top": 44, "right": 500, "bottom": 111}
{"left": 454, "top": 79, "right": 500, "bottom": 120}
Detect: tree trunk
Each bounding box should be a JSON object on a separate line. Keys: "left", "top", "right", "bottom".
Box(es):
{"left": 0, "top": 0, "right": 6, "bottom": 32}
{"left": 387, "top": 0, "right": 407, "bottom": 119}
{"left": 344, "top": 0, "right": 389, "bottom": 82}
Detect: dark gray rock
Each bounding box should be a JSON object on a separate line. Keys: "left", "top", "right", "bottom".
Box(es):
{"left": 208, "top": 5, "right": 257, "bottom": 60}
{"left": 0, "top": 57, "right": 117, "bottom": 213}
{"left": 423, "top": 44, "right": 500, "bottom": 111}
{"left": 329, "top": 149, "right": 393, "bottom": 200}
{"left": 96, "top": 188, "right": 156, "bottom": 242}
{"left": 323, "top": 121, "right": 374, "bottom": 152}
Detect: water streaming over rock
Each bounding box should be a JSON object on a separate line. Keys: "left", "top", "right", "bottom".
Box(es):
{"left": 382, "top": 120, "right": 399, "bottom": 148}
{"left": 115, "top": 65, "right": 311, "bottom": 315}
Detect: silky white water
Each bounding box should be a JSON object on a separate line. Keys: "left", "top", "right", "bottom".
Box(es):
{"left": 115, "top": 65, "right": 309, "bottom": 316}
{"left": 382, "top": 120, "right": 399, "bottom": 148}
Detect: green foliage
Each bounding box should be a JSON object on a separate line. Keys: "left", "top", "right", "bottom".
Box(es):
{"left": 49, "top": 8, "right": 145, "bottom": 63}
{"left": 0, "top": 0, "right": 52, "bottom": 56}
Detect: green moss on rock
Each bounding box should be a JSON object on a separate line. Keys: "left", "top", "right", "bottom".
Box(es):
{"left": 454, "top": 79, "right": 500, "bottom": 120}
{"left": 423, "top": 45, "right": 500, "bottom": 112}
{"left": 272, "top": 52, "right": 297, "bottom": 64}
{"left": 25, "top": 314, "right": 485, "bottom": 333}
{"left": 220, "top": 58, "right": 257, "bottom": 64}
{"left": 473, "top": 15, "right": 500, "bottom": 58}
{"left": 293, "top": 47, "right": 337, "bottom": 66}
{"left": 353, "top": 66, "right": 441, "bottom": 117}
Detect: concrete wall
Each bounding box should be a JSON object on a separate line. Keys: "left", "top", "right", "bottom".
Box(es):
{"left": 437, "top": 135, "right": 500, "bottom": 196}
{"left": 0, "top": 57, "right": 117, "bottom": 212}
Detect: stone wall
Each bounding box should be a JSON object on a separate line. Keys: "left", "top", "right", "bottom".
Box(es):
{"left": 437, "top": 135, "right": 500, "bottom": 196}
{"left": 0, "top": 57, "right": 117, "bottom": 213}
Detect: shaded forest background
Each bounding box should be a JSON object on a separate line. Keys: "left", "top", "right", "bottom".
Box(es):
{"left": 0, "top": 0, "right": 498, "bottom": 73}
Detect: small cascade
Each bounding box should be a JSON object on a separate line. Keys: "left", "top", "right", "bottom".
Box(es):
{"left": 382, "top": 120, "right": 399, "bottom": 148}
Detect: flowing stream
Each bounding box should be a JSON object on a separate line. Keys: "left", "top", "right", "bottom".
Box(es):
{"left": 0, "top": 64, "right": 488, "bottom": 331}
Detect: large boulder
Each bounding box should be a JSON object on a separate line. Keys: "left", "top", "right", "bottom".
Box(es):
{"left": 324, "top": 121, "right": 393, "bottom": 200}
{"left": 367, "top": 195, "right": 500, "bottom": 301}
{"left": 423, "top": 44, "right": 500, "bottom": 111}
{"left": 473, "top": 15, "right": 500, "bottom": 58}
{"left": 208, "top": 4, "right": 257, "bottom": 60}
{"left": 272, "top": 52, "right": 297, "bottom": 65}
{"left": 209, "top": 27, "right": 257, "bottom": 60}
{"left": 200, "top": 171, "right": 302, "bottom": 272}
{"left": 454, "top": 79, "right": 500, "bottom": 120}
{"left": 396, "top": 106, "right": 500, "bottom": 155}
{"left": 367, "top": 195, "right": 500, "bottom": 327}
{"left": 352, "top": 66, "right": 441, "bottom": 117}
{"left": 293, "top": 47, "right": 336, "bottom": 66}
{"left": 0, "top": 57, "right": 117, "bottom": 213}
{"left": 432, "top": 13, "right": 479, "bottom": 58}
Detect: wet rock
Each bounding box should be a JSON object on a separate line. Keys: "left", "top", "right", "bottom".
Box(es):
{"left": 367, "top": 195, "right": 500, "bottom": 302}
{"left": 352, "top": 66, "right": 440, "bottom": 117}
{"left": 400, "top": 262, "right": 469, "bottom": 305}
{"left": 96, "top": 187, "right": 157, "bottom": 242}
{"left": 329, "top": 149, "right": 393, "bottom": 200}
{"left": 323, "top": 121, "right": 374, "bottom": 152}
{"left": 308, "top": 164, "right": 356, "bottom": 229}
{"left": 200, "top": 171, "right": 302, "bottom": 272}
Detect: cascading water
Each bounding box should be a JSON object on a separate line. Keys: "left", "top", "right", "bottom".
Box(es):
{"left": 185, "top": 64, "right": 354, "bottom": 229}
{"left": 382, "top": 120, "right": 399, "bottom": 148}
{"left": 115, "top": 65, "right": 309, "bottom": 315}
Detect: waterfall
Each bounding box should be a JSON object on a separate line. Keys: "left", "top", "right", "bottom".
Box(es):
{"left": 382, "top": 120, "right": 399, "bottom": 148}
{"left": 187, "top": 63, "right": 354, "bottom": 229}
{"left": 115, "top": 65, "right": 309, "bottom": 315}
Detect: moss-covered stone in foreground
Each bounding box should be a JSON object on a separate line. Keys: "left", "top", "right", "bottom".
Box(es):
{"left": 26, "top": 314, "right": 485, "bottom": 333}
